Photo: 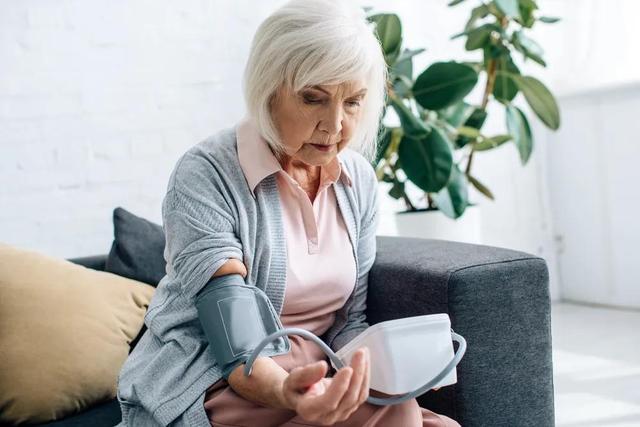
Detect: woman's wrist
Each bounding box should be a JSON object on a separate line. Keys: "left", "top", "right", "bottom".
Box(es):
{"left": 227, "top": 357, "right": 294, "bottom": 410}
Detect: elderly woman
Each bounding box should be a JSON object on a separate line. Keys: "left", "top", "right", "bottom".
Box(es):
{"left": 116, "top": 0, "right": 460, "bottom": 426}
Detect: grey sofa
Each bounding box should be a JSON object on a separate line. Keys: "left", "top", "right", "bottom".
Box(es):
{"left": 45, "top": 235, "right": 554, "bottom": 427}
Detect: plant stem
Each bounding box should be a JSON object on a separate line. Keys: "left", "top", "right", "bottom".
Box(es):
{"left": 425, "top": 193, "right": 434, "bottom": 209}
{"left": 385, "top": 156, "right": 416, "bottom": 211}
{"left": 466, "top": 57, "right": 497, "bottom": 175}
{"left": 402, "top": 192, "right": 416, "bottom": 211}
{"left": 465, "top": 147, "right": 475, "bottom": 175}
{"left": 481, "top": 59, "right": 498, "bottom": 110}
{"left": 385, "top": 85, "right": 416, "bottom": 211}
{"left": 466, "top": 15, "right": 509, "bottom": 176}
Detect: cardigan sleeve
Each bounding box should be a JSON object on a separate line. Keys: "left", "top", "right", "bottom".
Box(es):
{"left": 162, "top": 153, "right": 244, "bottom": 301}
{"left": 329, "top": 162, "right": 379, "bottom": 352}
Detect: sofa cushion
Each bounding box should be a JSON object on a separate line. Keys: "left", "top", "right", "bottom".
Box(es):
{"left": 105, "top": 207, "right": 166, "bottom": 287}
{"left": 0, "top": 243, "right": 155, "bottom": 425}
{"left": 37, "top": 398, "right": 121, "bottom": 427}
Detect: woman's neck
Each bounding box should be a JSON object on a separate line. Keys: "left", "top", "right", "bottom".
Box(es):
{"left": 277, "top": 152, "right": 322, "bottom": 202}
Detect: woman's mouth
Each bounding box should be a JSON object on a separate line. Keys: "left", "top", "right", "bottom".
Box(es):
{"left": 311, "top": 143, "right": 333, "bottom": 152}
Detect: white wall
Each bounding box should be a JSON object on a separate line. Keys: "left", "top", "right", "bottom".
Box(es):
{"left": 533, "top": 0, "right": 640, "bottom": 97}
{"left": 533, "top": 0, "right": 640, "bottom": 309}
{"left": 537, "top": 82, "right": 640, "bottom": 310}
{"left": 0, "top": 0, "right": 280, "bottom": 257}
{"left": 7, "top": 0, "right": 632, "bottom": 306}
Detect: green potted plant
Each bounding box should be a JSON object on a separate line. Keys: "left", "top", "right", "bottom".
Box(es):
{"left": 367, "top": 0, "right": 561, "bottom": 241}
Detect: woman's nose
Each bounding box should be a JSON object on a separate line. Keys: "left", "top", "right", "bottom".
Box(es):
{"left": 318, "top": 104, "right": 343, "bottom": 136}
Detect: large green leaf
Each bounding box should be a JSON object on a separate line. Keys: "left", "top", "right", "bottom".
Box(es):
{"left": 517, "top": 0, "right": 538, "bottom": 27}
{"left": 389, "top": 96, "right": 429, "bottom": 138}
{"left": 392, "top": 74, "right": 413, "bottom": 98}
{"left": 439, "top": 101, "right": 475, "bottom": 128}
{"left": 374, "top": 127, "right": 392, "bottom": 166}
{"left": 519, "top": 0, "right": 539, "bottom": 9}
{"left": 388, "top": 180, "right": 406, "bottom": 200}
{"left": 493, "top": 71, "right": 518, "bottom": 102}
{"left": 483, "top": 43, "right": 510, "bottom": 71}
{"left": 493, "top": 56, "right": 520, "bottom": 102}
{"left": 467, "top": 173, "right": 495, "bottom": 200}
{"left": 506, "top": 104, "right": 533, "bottom": 164}
{"left": 515, "top": 31, "right": 543, "bottom": 56}
{"left": 392, "top": 60, "right": 412, "bottom": 80}
{"left": 369, "top": 14, "right": 402, "bottom": 65}
{"left": 539, "top": 16, "right": 561, "bottom": 24}
{"left": 455, "top": 107, "right": 487, "bottom": 148}
{"left": 396, "top": 48, "right": 426, "bottom": 63}
{"left": 465, "top": 23, "right": 500, "bottom": 51}
{"left": 494, "top": 0, "right": 521, "bottom": 19}
{"left": 398, "top": 127, "right": 453, "bottom": 193}
{"left": 513, "top": 75, "right": 560, "bottom": 130}
{"left": 512, "top": 30, "right": 546, "bottom": 66}
{"left": 457, "top": 126, "right": 481, "bottom": 138}
{"left": 413, "top": 62, "right": 478, "bottom": 110}
{"left": 392, "top": 48, "right": 425, "bottom": 80}
{"left": 465, "top": 5, "right": 490, "bottom": 31}
{"left": 474, "top": 134, "right": 512, "bottom": 151}
{"left": 434, "top": 164, "right": 469, "bottom": 219}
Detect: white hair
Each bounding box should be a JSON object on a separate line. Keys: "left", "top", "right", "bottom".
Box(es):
{"left": 242, "top": 0, "right": 388, "bottom": 163}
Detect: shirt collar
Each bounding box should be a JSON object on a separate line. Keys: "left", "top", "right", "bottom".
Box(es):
{"left": 236, "top": 116, "right": 353, "bottom": 198}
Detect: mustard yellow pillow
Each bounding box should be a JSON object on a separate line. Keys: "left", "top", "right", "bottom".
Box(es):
{"left": 0, "top": 243, "right": 155, "bottom": 425}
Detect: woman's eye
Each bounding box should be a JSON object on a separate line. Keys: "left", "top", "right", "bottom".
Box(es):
{"left": 301, "top": 93, "right": 361, "bottom": 108}
{"left": 302, "top": 95, "right": 322, "bottom": 104}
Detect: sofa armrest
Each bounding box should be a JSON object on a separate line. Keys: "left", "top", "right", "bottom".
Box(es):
{"left": 67, "top": 254, "right": 108, "bottom": 271}
{"left": 368, "top": 236, "right": 554, "bottom": 427}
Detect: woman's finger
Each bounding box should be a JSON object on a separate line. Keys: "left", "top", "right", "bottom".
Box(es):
{"left": 357, "top": 348, "right": 370, "bottom": 404}
{"left": 333, "top": 348, "right": 367, "bottom": 419}
{"left": 289, "top": 361, "right": 327, "bottom": 392}
{"left": 308, "top": 365, "right": 352, "bottom": 416}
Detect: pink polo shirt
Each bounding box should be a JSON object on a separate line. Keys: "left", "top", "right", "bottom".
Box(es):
{"left": 235, "top": 116, "right": 357, "bottom": 337}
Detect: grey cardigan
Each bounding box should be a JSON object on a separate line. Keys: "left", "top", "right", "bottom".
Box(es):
{"left": 116, "top": 124, "right": 380, "bottom": 426}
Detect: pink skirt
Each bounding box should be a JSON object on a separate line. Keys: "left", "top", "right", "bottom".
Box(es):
{"left": 203, "top": 335, "right": 460, "bottom": 427}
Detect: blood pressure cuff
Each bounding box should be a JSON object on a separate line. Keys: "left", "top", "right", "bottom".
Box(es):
{"left": 195, "top": 273, "right": 291, "bottom": 380}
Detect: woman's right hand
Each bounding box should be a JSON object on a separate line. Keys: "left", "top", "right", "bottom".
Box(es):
{"left": 280, "top": 347, "right": 370, "bottom": 426}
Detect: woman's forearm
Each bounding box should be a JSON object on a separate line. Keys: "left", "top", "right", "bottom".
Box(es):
{"left": 227, "top": 356, "right": 293, "bottom": 410}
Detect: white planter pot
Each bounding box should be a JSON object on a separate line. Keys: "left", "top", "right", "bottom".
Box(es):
{"left": 393, "top": 204, "right": 483, "bottom": 244}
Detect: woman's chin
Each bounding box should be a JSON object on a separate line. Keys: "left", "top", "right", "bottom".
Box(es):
{"left": 300, "top": 151, "right": 338, "bottom": 165}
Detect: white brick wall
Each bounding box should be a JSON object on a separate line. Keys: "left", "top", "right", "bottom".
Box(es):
{"left": 1, "top": 0, "right": 562, "bottom": 304}
{"left": 0, "top": 0, "right": 281, "bottom": 258}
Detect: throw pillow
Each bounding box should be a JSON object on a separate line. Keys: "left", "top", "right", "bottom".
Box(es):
{"left": 105, "top": 207, "right": 166, "bottom": 287}
{"left": 0, "top": 242, "right": 155, "bottom": 425}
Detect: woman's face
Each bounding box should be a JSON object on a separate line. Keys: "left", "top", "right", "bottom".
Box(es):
{"left": 269, "top": 79, "right": 367, "bottom": 168}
